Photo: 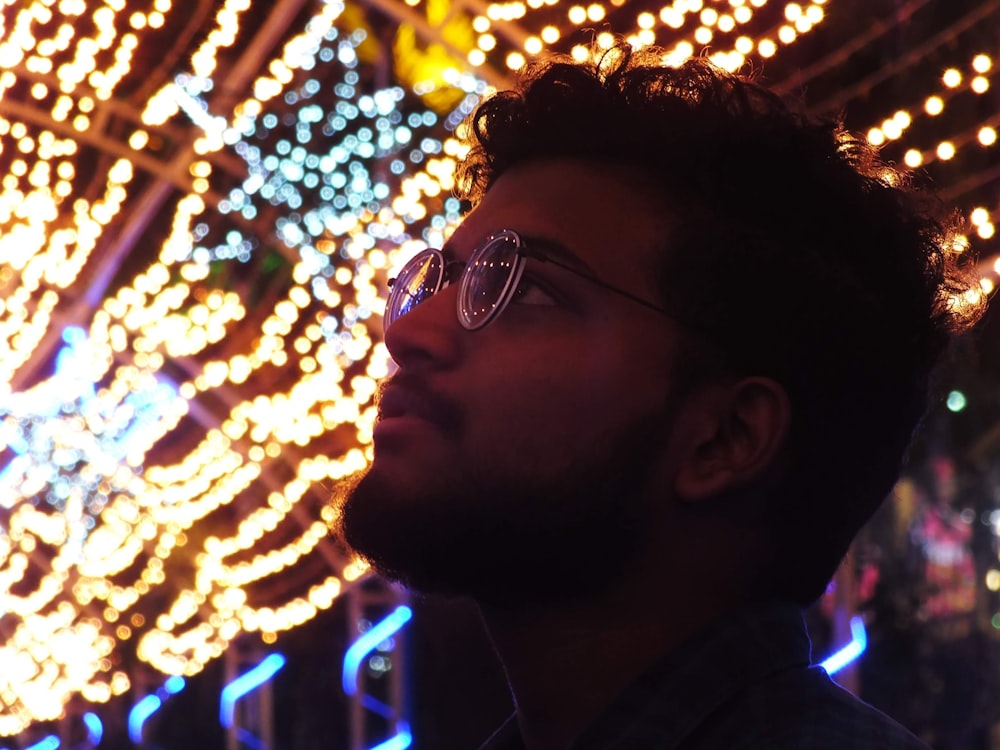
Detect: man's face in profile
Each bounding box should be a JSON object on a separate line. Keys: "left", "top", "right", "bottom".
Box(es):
{"left": 339, "top": 159, "right": 691, "bottom": 604}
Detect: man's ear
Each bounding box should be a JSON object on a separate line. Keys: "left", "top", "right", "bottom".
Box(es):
{"left": 673, "top": 377, "right": 791, "bottom": 504}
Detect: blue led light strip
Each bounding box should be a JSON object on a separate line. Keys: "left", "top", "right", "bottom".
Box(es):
{"left": 0, "top": 715, "right": 103, "bottom": 750}
{"left": 163, "top": 675, "right": 186, "bottom": 695}
{"left": 342, "top": 605, "right": 412, "bottom": 696}
{"left": 11, "top": 737, "right": 59, "bottom": 750}
{"left": 819, "top": 615, "right": 868, "bottom": 675}
{"left": 128, "top": 675, "right": 187, "bottom": 743}
{"left": 128, "top": 696, "right": 161, "bottom": 744}
{"left": 369, "top": 721, "right": 412, "bottom": 750}
{"left": 83, "top": 711, "right": 103, "bottom": 745}
{"left": 219, "top": 653, "right": 287, "bottom": 728}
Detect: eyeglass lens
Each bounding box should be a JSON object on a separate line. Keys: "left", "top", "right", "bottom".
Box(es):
{"left": 458, "top": 232, "right": 524, "bottom": 330}
{"left": 386, "top": 250, "right": 443, "bottom": 330}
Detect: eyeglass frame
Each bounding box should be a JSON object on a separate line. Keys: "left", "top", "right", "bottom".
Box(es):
{"left": 385, "top": 228, "right": 674, "bottom": 333}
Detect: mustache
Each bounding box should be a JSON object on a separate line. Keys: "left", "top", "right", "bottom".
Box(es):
{"left": 375, "top": 373, "right": 463, "bottom": 431}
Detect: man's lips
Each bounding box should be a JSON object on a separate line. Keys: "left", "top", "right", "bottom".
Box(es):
{"left": 374, "top": 376, "right": 461, "bottom": 432}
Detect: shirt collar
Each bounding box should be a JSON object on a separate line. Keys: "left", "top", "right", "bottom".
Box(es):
{"left": 478, "top": 604, "right": 812, "bottom": 750}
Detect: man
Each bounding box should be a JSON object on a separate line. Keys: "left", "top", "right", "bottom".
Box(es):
{"left": 337, "top": 43, "right": 985, "bottom": 749}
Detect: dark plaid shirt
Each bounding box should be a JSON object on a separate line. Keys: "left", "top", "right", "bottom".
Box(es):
{"left": 479, "top": 604, "right": 930, "bottom": 750}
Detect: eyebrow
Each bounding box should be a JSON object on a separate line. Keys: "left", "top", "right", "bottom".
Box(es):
{"left": 519, "top": 234, "right": 597, "bottom": 276}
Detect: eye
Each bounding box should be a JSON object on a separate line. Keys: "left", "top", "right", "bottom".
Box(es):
{"left": 511, "top": 276, "right": 559, "bottom": 306}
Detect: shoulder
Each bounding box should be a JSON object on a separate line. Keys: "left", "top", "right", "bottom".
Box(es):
{"left": 686, "top": 664, "right": 931, "bottom": 750}
{"left": 478, "top": 714, "right": 524, "bottom": 750}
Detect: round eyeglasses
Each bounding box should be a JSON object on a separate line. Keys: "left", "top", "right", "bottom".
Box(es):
{"left": 384, "top": 229, "right": 672, "bottom": 333}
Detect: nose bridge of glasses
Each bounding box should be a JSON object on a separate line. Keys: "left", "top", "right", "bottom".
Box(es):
{"left": 443, "top": 257, "right": 467, "bottom": 286}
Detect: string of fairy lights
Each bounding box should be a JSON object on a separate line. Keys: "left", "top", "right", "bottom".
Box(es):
{"left": 465, "top": 0, "right": 831, "bottom": 73}
{"left": 0, "top": 0, "right": 422, "bottom": 733}
{"left": 860, "top": 48, "right": 1000, "bottom": 292}
{"left": 0, "top": 0, "right": 996, "bottom": 737}
{"left": 868, "top": 52, "right": 1000, "bottom": 244}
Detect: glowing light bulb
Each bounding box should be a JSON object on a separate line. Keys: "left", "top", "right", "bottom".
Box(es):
{"left": 506, "top": 51, "right": 526, "bottom": 70}
{"left": 946, "top": 390, "right": 967, "bottom": 412}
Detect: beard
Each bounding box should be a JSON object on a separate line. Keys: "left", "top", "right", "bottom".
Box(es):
{"left": 335, "top": 409, "right": 669, "bottom": 608}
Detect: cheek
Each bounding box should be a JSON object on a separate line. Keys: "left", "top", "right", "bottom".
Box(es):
{"left": 458, "top": 324, "right": 677, "bottom": 463}
{"left": 470, "top": 358, "right": 661, "bottom": 461}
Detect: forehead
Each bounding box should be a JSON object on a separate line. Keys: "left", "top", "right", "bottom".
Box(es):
{"left": 453, "top": 159, "right": 672, "bottom": 299}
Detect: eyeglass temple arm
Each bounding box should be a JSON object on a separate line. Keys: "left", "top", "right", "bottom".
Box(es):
{"left": 521, "top": 246, "right": 672, "bottom": 317}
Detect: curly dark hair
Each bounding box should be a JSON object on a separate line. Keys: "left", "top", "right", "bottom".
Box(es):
{"left": 455, "top": 44, "right": 986, "bottom": 605}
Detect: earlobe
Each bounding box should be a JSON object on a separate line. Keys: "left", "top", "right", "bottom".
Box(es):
{"left": 674, "top": 377, "right": 791, "bottom": 504}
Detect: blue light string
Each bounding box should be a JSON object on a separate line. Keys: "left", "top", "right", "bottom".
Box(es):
{"left": 128, "top": 675, "right": 187, "bottom": 743}
{"left": 819, "top": 615, "right": 868, "bottom": 675}
{"left": 368, "top": 722, "right": 412, "bottom": 750}
{"left": 234, "top": 727, "right": 267, "bottom": 750}
{"left": 83, "top": 712, "right": 103, "bottom": 745}
{"left": 0, "top": 715, "right": 103, "bottom": 750}
{"left": 342, "top": 606, "right": 412, "bottom": 696}
{"left": 163, "top": 675, "right": 186, "bottom": 695}
{"left": 128, "top": 695, "right": 161, "bottom": 744}
{"left": 360, "top": 694, "right": 395, "bottom": 719}
{"left": 219, "top": 653, "right": 287, "bottom": 728}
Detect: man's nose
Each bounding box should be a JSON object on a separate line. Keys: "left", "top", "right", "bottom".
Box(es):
{"left": 382, "top": 284, "right": 463, "bottom": 370}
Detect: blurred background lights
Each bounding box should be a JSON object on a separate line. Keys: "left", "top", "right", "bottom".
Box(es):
{"left": 936, "top": 141, "right": 956, "bottom": 160}
{"left": 0, "top": 0, "right": 468, "bottom": 733}
{"left": 946, "top": 390, "right": 968, "bottom": 412}
{"left": 986, "top": 569, "right": 1000, "bottom": 592}
{"left": 0, "top": 0, "right": 994, "bottom": 742}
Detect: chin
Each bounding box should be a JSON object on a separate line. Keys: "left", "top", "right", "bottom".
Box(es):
{"left": 336, "top": 470, "right": 493, "bottom": 597}
{"left": 334, "top": 411, "right": 667, "bottom": 605}
{"left": 336, "top": 470, "right": 646, "bottom": 606}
